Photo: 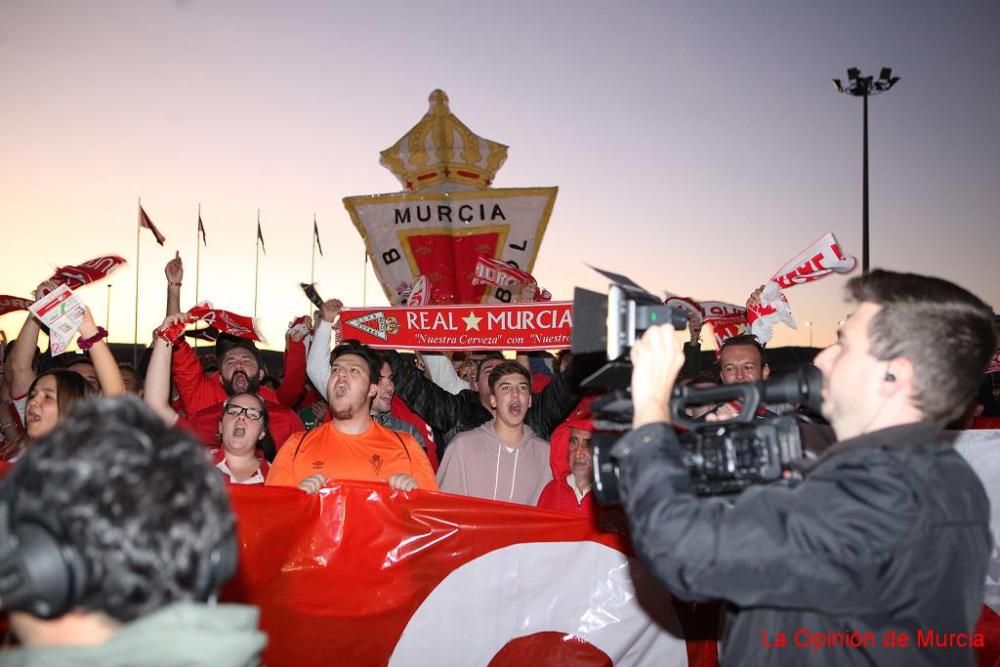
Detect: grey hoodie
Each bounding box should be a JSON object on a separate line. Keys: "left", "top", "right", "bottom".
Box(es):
{"left": 437, "top": 421, "right": 551, "bottom": 505}
{"left": 0, "top": 602, "right": 266, "bottom": 667}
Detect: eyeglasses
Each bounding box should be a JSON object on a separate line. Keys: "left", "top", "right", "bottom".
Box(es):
{"left": 223, "top": 404, "right": 263, "bottom": 421}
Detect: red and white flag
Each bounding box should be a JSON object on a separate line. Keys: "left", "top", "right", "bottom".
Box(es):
{"left": 47, "top": 255, "right": 126, "bottom": 290}
{"left": 748, "top": 233, "right": 857, "bottom": 344}
{"left": 770, "top": 232, "right": 856, "bottom": 289}
{"left": 472, "top": 255, "right": 551, "bottom": 302}
{"left": 224, "top": 482, "right": 718, "bottom": 667}
{"left": 664, "top": 296, "right": 705, "bottom": 330}
{"left": 139, "top": 205, "right": 166, "bottom": 245}
{"left": 156, "top": 302, "right": 265, "bottom": 344}
{"left": 700, "top": 301, "right": 748, "bottom": 350}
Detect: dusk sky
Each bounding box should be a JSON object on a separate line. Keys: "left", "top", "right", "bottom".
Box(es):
{"left": 2, "top": 1, "right": 997, "bottom": 350}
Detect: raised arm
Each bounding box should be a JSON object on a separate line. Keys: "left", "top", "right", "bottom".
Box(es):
{"left": 165, "top": 252, "right": 183, "bottom": 317}
{"left": 275, "top": 317, "right": 308, "bottom": 408}
{"left": 525, "top": 363, "right": 580, "bottom": 439}
{"left": 306, "top": 299, "right": 341, "bottom": 400}
{"left": 387, "top": 350, "right": 468, "bottom": 435}
{"left": 143, "top": 315, "right": 184, "bottom": 425}
{"left": 422, "top": 353, "right": 470, "bottom": 394}
{"left": 8, "top": 280, "right": 54, "bottom": 399}
{"left": 78, "top": 307, "right": 124, "bottom": 396}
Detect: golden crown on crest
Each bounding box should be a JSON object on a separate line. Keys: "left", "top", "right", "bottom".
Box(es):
{"left": 379, "top": 89, "right": 508, "bottom": 193}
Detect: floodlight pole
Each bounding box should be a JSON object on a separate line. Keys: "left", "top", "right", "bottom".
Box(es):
{"left": 861, "top": 90, "right": 869, "bottom": 274}
{"left": 833, "top": 67, "right": 900, "bottom": 274}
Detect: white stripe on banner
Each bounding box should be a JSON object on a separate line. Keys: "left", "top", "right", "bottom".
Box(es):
{"left": 389, "top": 541, "right": 690, "bottom": 666}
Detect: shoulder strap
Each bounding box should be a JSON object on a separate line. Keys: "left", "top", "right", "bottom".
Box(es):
{"left": 292, "top": 430, "right": 311, "bottom": 460}
{"left": 392, "top": 429, "right": 413, "bottom": 467}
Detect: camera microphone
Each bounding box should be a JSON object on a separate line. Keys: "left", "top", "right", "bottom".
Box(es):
{"left": 760, "top": 364, "right": 823, "bottom": 414}
{"left": 671, "top": 364, "right": 823, "bottom": 427}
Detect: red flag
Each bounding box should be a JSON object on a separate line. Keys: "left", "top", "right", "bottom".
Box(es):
{"left": 47, "top": 255, "right": 126, "bottom": 290}
{"left": 313, "top": 219, "right": 323, "bottom": 256}
{"left": 256, "top": 221, "right": 266, "bottom": 255}
{"left": 138, "top": 206, "right": 166, "bottom": 245}
{"left": 224, "top": 482, "right": 717, "bottom": 667}
{"left": 198, "top": 215, "right": 207, "bottom": 247}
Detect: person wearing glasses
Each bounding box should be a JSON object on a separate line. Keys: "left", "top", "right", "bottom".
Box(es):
{"left": 210, "top": 393, "right": 276, "bottom": 485}
{"left": 145, "top": 325, "right": 275, "bottom": 485}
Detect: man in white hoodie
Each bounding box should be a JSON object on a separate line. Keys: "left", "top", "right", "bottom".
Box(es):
{"left": 436, "top": 361, "right": 551, "bottom": 505}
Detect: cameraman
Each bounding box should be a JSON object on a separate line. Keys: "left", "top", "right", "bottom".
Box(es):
{"left": 613, "top": 270, "right": 995, "bottom": 666}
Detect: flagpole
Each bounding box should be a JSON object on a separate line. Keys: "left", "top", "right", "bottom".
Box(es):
{"left": 254, "top": 209, "right": 260, "bottom": 319}
{"left": 133, "top": 198, "right": 141, "bottom": 367}
{"left": 194, "top": 203, "right": 202, "bottom": 348}
{"left": 105, "top": 283, "right": 112, "bottom": 330}
{"left": 310, "top": 213, "right": 317, "bottom": 286}
{"left": 195, "top": 203, "right": 202, "bottom": 307}
{"left": 362, "top": 250, "right": 368, "bottom": 307}
{"left": 309, "top": 213, "right": 318, "bottom": 312}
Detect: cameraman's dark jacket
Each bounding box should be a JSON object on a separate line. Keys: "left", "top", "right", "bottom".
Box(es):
{"left": 613, "top": 421, "right": 990, "bottom": 667}
{"left": 387, "top": 352, "right": 579, "bottom": 455}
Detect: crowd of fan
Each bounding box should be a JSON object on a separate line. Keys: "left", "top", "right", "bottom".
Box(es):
{"left": 2, "top": 254, "right": 999, "bottom": 513}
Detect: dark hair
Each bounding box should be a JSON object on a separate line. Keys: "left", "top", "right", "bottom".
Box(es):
{"left": 222, "top": 392, "right": 276, "bottom": 461}
{"left": 330, "top": 339, "right": 380, "bottom": 384}
{"left": 215, "top": 334, "right": 263, "bottom": 370}
{"left": 719, "top": 334, "right": 767, "bottom": 365}
{"left": 27, "top": 369, "right": 95, "bottom": 421}
{"left": 846, "top": 269, "right": 996, "bottom": 422}
{"left": 476, "top": 352, "right": 505, "bottom": 369}
{"left": 52, "top": 353, "right": 94, "bottom": 372}
{"left": 9, "top": 396, "right": 234, "bottom": 622}
{"left": 118, "top": 363, "right": 143, "bottom": 390}
{"left": 487, "top": 360, "right": 531, "bottom": 394}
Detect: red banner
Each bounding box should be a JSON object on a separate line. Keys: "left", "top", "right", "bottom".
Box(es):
{"left": 340, "top": 301, "right": 573, "bottom": 351}
{"left": 224, "top": 483, "right": 715, "bottom": 667}
{"left": 47, "top": 255, "right": 126, "bottom": 290}
{"left": 0, "top": 296, "right": 33, "bottom": 317}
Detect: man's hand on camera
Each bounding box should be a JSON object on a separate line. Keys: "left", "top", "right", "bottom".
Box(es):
{"left": 630, "top": 325, "right": 685, "bottom": 428}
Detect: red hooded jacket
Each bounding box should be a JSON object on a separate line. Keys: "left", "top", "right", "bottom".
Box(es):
{"left": 537, "top": 398, "right": 596, "bottom": 515}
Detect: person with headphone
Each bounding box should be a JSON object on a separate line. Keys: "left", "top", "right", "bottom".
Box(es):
{"left": 0, "top": 395, "right": 266, "bottom": 665}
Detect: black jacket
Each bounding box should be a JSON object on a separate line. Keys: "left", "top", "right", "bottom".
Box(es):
{"left": 388, "top": 352, "right": 578, "bottom": 455}
{"left": 613, "top": 421, "right": 991, "bottom": 666}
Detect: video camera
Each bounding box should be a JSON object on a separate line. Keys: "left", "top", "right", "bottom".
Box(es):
{"left": 572, "top": 276, "right": 822, "bottom": 501}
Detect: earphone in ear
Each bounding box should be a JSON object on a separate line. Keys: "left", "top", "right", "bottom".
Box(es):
{"left": 884, "top": 366, "right": 896, "bottom": 382}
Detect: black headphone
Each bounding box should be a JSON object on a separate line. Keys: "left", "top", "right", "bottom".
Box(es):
{"left": 884, "top": 364, "right": 896, "bottom": 382}
{"left": 0, "top": 483, "right": 238, "bottom": 620}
